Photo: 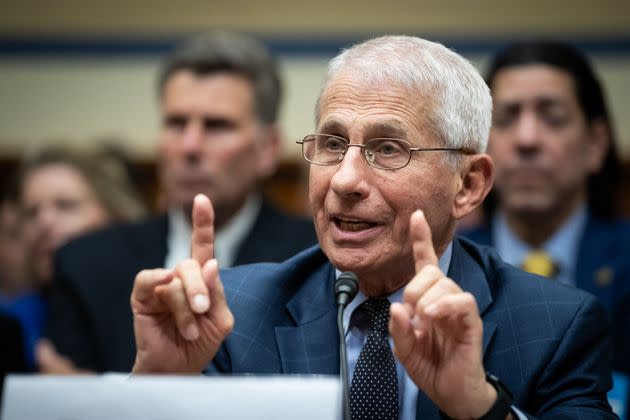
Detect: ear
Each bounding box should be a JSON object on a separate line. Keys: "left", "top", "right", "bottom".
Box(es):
{"left": 255, "top": 123, "right": 282, "bottom": 178}
{"left": 585, "top": 117, "right": 610, "bottom": 174}
{"left": 452, "top": 154, "right": 494, "bottom": 220}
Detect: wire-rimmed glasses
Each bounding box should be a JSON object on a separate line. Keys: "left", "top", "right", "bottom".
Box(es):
{"left": 296, "top": 134, "right": 475, "bottom": 170}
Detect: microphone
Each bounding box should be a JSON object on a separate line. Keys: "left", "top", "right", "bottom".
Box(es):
{"left": 335, "top": 272, "right": 359, "bottom": 420}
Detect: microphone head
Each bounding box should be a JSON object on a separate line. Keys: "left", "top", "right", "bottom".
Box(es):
{"left": 335, "top": 272, "right": 359, "bottom": 306}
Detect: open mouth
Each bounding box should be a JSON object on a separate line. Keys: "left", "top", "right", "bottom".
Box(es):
{"left": 334, "top": 217, "right": 377, "bottom": 232}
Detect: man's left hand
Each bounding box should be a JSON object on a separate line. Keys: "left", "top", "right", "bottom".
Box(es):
{"left": 389, "top": 210, "right": 497, "bottom": 419}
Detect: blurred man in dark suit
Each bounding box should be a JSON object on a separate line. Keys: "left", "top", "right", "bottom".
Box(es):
{"left": 44, "top": 31, "right": 317, "bottom": 373}
{"left": 462, "top": 41, "right": 630, "bottom": 377}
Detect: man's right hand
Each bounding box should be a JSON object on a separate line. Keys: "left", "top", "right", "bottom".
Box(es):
{"left": 130, "top": 194, "right": 234, "bottom": 374}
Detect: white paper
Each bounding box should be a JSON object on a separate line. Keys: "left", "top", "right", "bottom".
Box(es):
{"left": 1, "top": 374, "right": 340, "bottom": 420}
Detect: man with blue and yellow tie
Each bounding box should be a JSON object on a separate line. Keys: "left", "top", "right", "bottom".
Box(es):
{"left": 130, "top": 36, "right": 616, "bottom": 419}
{"left": 462, "top": 42, "right": 630, "bottom": 411}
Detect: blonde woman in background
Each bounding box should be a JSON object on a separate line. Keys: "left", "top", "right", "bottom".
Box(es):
{"left": 1, "top": 145, "right": 146, "bottom": 373}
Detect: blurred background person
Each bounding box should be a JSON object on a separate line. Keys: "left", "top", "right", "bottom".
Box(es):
{"left": 0, "top": 176, "right": 29, "bottom": 302}
{"left": 45, "top": 30, "right": 318, "bottom": 373}
{"left": 0, "top": 176, "right": 29, "bottom": 393}
{"left": 0, "top": 310, "right": 27, "bottom": 401}
{"left": 21, "top": 147, "right": 147, "bottom": 287}
{"left": 0, "top": 145, "right": 147, "bottom": 372}
{"left": 462, "top": 41, "right": 629, "bottom": 385}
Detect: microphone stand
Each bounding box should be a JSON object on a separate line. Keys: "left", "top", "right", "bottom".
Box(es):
{"left": 335, "top": 272, "right": 358, "bottom": 420}
{"left": 338, "top": 303, "right": 351, "bottom": 420}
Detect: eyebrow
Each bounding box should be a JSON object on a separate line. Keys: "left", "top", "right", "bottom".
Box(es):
{"left": 317, "top": 120, "right": 344, "bottom": 134}
{"left": 317, "top": 120, "right": 408, "bottom": 138}
{"left": 369, "top": 121, "right": 407, "bottom": 138}
{"left": 495, "top": 95, "right": 571, "bottom": 110}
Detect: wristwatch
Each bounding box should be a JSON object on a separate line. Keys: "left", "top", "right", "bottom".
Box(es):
{"left": 477, "top": 372, "right": 513, "bottom": 420}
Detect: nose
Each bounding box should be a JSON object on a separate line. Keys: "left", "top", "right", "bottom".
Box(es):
{"left": 513, "top": 112, "right": 542, "bottom": 154}
{"left": 38, "top": 206, "right": 56, "bottom": 229}
{"left": 29, "top": 205, "right": 55, "bottom": 243}
{"left": 180, "top": 121, "right": 204, "bottom": 155}
{"left": 329, "top": 146, "right": 370, "bottom": 199}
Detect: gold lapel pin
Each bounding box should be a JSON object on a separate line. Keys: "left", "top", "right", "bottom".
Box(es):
{"left": 594, "top": 266, "right": 614, "bottom": 288}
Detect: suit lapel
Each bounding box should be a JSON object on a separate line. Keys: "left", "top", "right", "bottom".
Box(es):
{"left": 449, "top": 239, "right": 497, "bottom": 354}
{"left": 575, "top": 215, "right": 618, "bottom": 296}
{"left": 416, "top": 239, "right": 498, "bottom": 419}
{"left": 233, "top": 199, "right": 269, "bottom": 266}
{"left": 129, "top": 214, "right": 169, "bottom": 268}
{"left": 275, "top": 259, "right": 340, "bottom": 375}
{"left": 272, "top": 241, "right": 499, "bottom": 418}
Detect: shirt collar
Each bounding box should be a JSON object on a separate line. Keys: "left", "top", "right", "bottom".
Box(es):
{"left": 492, "top": 205, "right": 588, "bottom": 283}
{"left": 214, "top": 193, "right": 262, "bottom": 267}
{"left": 340, "top": 241, "right": 454, "bottom": 334}
{"left": 164, "top": 194, "right": 262, "bottom": 268}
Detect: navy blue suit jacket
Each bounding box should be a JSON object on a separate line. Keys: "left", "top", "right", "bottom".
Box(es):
{"left": 45, "top": 199, "right": 318, "bottom": 372}
{"left": 212, "top": 238, "right": 615, "bottom": 419}
{"left": 463, "top": 215, "right": 630, "bottom": 374}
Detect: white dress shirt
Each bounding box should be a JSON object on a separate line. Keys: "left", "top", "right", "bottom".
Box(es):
{"left": 340, "top": 243, "right": 452, "bottom": 420}
{"left": 339, "top": 242, "right": 525, "bottom": 419}
{"left": 164, "top": 194, "right": 262, "bottom": 269}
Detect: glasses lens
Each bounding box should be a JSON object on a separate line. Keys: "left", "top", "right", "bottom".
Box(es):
{"left": 365, "top": 139, "right": 411, "bottom": 169}
{"left": 303, "top": 134, "right": 347, "bottom": 165}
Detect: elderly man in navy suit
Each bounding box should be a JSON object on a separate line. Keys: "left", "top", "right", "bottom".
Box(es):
{"left": 131, "top": 36, "right": 615, "bottom": 419}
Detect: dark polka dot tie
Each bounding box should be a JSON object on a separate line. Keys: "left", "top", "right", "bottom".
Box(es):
{"left": 350, "top": 298, "right": 399, "bottom": 420}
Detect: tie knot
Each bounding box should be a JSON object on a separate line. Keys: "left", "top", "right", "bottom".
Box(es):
{"left": 521, "top": 250, "right": 557, "bottom": 278}
{"left": 362, "top": 298, "right": 391, "bottom": 336}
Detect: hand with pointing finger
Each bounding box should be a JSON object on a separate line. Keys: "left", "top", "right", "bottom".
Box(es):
{"left": 389, "top": 210, "right": 500, "bottom": 419}
{"left": 131, "top": 194, "right": 234, "bottom": 374}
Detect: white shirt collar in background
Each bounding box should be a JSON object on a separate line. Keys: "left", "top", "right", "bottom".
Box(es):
{"left": 164, "top": 194, "right": 262, "bottom": 269}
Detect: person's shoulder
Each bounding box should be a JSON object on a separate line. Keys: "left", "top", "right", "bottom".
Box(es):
{"left": 53, "top": 214, "right": 169, "bottom": 286}
{"left": 222, "top": 244, "right": 325, "bottom": 282}
{"left": 581, "top": 216, "right": 630, "bottom": 273}
{"left": 239, "top": 199, "right": 318, "bottom": 263}
{"left": 457, "top": 236, "right": 595, "bottom": 306}
{"left": 586, "top": 216, "right": 630, "bottom": 240}
{"left": 258, "top": 200, "right": 315, "bottom": 232}
{"left": 458, "top": 224, "right": 493, "bottom": 246}
{"left": 220, "top": 244, "right": 328, "bottom": 299}
{"left": 57, "top": 214, "right": 167, "bottom": 259}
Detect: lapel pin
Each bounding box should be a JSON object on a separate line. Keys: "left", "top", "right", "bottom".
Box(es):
{"left": 594, "top": 266, "right": 614, "bottom": 288}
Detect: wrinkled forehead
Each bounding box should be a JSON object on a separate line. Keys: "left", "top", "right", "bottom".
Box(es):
{"left": 316, "top": 74, "right": 438, "bottom": 141}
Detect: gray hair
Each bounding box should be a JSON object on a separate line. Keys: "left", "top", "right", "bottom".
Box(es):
{"left": 316, "top": 35, "right": 491, "bottom": 162}
{"left": 158, "top": 31, "right": 282, "bottom": 124}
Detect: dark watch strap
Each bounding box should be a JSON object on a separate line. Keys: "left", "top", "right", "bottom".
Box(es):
{"left": 477, "top": 372, "right": 513, "bottom": 420}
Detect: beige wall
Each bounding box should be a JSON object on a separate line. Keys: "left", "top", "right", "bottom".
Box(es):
{"left": 0, "top": 56, "right": 330, "bottom": 159}
{"left": 2, "top": 53, "right": 629, "bottom": 159}
{"left": 2, "top": 0, "right": 629, "bottom": 35}
{"left": 1, "top": 0, "right": 629, "bottom": 158}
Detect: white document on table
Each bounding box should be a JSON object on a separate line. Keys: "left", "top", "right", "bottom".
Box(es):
{"left": 1, "top": 374, "right": 340, "bottom": 420}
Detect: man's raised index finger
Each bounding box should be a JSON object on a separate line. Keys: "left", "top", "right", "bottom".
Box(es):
{"left": 411, "top": 210, "right": 438, "bottom": 272}
{"left": 191, "top": 194, "right": 215, "bottom": 266}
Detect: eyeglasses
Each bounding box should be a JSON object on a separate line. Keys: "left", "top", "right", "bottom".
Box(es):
{"left": 296, "top": 134, "right": 475, "bottom": 170}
